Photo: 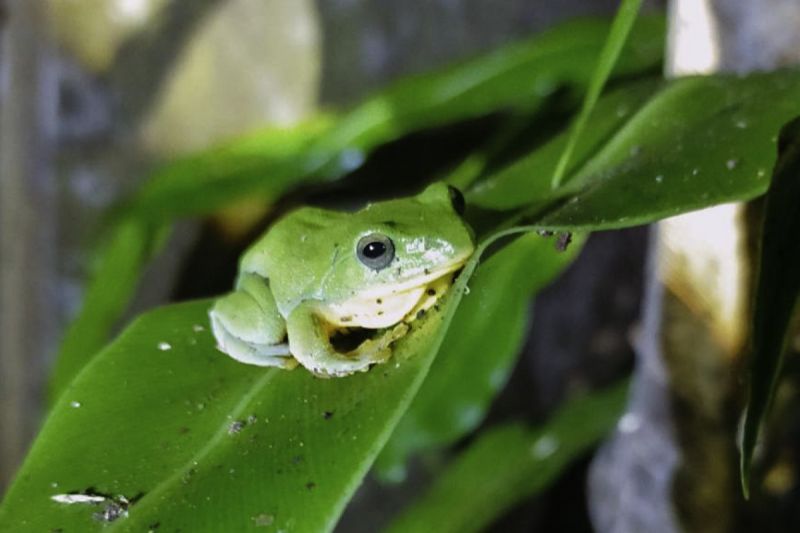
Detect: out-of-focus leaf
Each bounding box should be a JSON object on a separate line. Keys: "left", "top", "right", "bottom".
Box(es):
{"left": 0, "top": 258, "right": 475, "bottom": 532}
{"left": 122, "top": 117, "right": 336, "bottom": 222}
{"left": 122, "top": 16, "right": 665, "bottom": 223}
{"left": 376, "top": 232, "right": 585, "bottom": 480}
{"left": 740, "top": 120, "right": 800, "bottom": 497}
{"left": 49, "top": 220, "right": 168, "bottom": 401}
{"left": 551, "top": 0, "right": 643, "bottom": 188}
{"left": 383, "top": 381, "right": 628, "bottom": 533}
{"left": 318, "top": 16, "right": 663, "bottom": 150}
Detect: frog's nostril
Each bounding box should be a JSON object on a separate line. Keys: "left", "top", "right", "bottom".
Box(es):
{"left": 447, "top": 186, "right": 466, "bottom": 216}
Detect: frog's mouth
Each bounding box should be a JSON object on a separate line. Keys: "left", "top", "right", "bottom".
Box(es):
{"left": 326, "top": 273, "right": 459, "bottom": 355}
{"left": 357, "top": 250, "right": 472, "bottom": 299}
{"left": 314, "top": 258, "right": 466, "bottom": 331}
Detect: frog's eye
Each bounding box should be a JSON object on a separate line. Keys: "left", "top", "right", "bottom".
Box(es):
{"left": 448, "top": 186, "right": 466, "bottom": 216}
{"left": 357, "top": 233, "right": 395, "bottom": 270}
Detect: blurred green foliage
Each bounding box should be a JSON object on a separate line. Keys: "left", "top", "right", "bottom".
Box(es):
{"left": 384, "top": 381, "right": 629, "bottom": 533}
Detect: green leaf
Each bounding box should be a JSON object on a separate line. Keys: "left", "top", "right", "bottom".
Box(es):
{"left": 1, "top": 278, "right": 472, "bottom": 531}
{"left": 551, "top": 0, "right": 643, "bottom": 188}
{"left": 472, "top": 71, "right": 800, "bottom": 229}
{"left": 740, "top": 120, "right": 800, "bottom": 497}
{"left": 323, "top": 15, "right": 663, "bottom": 148}
{"left": 122, "top": 16, "right": 665, "bottom": 223}
{"left": 122, "top": 117, "right": 336, "bottom": 222}
{"left": 383, "top": 381, "right": 628, "bottom": 533}
{"left": 537, "top": 71, "right": 800, "bottom": 230}
{"left": 376, "top": 232, "right": 585, "bottom": 480}
{"left": 49, "top": 220, "right": 168, "bottom": 401}
{"left": 467, "top": 77, "right": 662, "bottom": 210}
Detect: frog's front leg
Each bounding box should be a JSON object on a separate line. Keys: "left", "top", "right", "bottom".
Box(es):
{"left": 209, "top": 273, "right": 297, "bottom": 369}
{"left": 286, "top": 302, "right": 408, "bottom": 377}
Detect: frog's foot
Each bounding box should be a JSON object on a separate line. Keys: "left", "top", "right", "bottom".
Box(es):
{"left": 287, "top": 307, "right": 410, "bottom": 377}
{"left": 209, "top": 288, "right": 296, "bottom": 369}
{"left": 210, "top": 314, "right": 297, "bottom": 369}
{"left": 335, "top": 323, "right": 409, "bottom": 364}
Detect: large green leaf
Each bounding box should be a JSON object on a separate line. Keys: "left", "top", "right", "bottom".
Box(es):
{"left": 471, "top": 70, "right": 800, "bottom": 230}
{"left": 740, "top": 121, "right": 800, "bottom": 496}
{"left": 540, "top": 71, "right": 800, "bottom": 229}
{"left": 383, "top": 382, "right": 628, "bottom": 533}
{"left": 376, "top": 232, "right": 584, "bottom": 479}
{"left": 0, "top": 282, "right": 471, "bottom": 531}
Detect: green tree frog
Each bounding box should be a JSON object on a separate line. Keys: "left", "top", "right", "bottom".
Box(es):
{"left": 209, "top": 183, "right": 475, "bottom": 377}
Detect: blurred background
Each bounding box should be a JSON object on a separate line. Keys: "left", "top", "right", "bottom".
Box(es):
{"left": 2, "top": 1, "right": 800, "bottom": 531}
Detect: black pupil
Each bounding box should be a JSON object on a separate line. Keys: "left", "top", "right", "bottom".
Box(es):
{"left": 363, "top": 241, "right": 387, "bottom": 258}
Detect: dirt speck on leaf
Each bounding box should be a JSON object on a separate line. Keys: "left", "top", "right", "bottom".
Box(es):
{"left": 228, "top": 421, "right": 246, "bottom": 435}
{"left": 253, "top": 513, "right": 274, "bottom": 527}
{"left": 555, "top": 232, "right": 573, "bottom": 252}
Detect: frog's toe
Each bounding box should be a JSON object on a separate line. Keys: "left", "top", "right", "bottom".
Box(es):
{"left": 209, "top": 307, "right": 294, "bottom": 368}
{"left": 350, "top": 323, "right": 408, "bottom": 360}
{"left": 292, "top": 343, "right": 388, "bottom": 377}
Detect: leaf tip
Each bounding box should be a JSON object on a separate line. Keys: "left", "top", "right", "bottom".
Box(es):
{"left": 739, "top": 452, "right": 752, "bottom": 500}
{"left": 739, "top": 404, "right": 758, "bottom": 500}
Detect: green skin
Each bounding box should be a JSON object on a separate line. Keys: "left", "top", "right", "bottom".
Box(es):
{"left": 209, "top": 183, "right": 475, "bottom": 377}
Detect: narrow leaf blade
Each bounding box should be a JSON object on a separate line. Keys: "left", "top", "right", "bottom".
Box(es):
{"left": 551, "top": 0, "right": 643, "bottom": 188}
{"left": 740, "top": 121, "right": 800, "bottom": 496}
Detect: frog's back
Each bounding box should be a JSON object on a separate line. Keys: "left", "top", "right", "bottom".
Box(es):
{"left": 240, "top": 207, "right": 349, "bottom": 313}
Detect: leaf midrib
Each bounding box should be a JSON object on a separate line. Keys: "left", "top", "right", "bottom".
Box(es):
{"left": 108, "top": 369, "right": 279, "bottom": 531}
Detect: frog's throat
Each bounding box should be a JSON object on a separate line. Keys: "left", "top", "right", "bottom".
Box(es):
{"left": 313, "top": 262, "right": 463, "bottom": 330}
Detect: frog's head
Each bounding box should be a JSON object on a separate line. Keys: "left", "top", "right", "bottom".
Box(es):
{"left": 323, "top": 182, "right": 475, "bottom": 300}
{"left": 242, "top": 182, "right": 475, "bottom": 315}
